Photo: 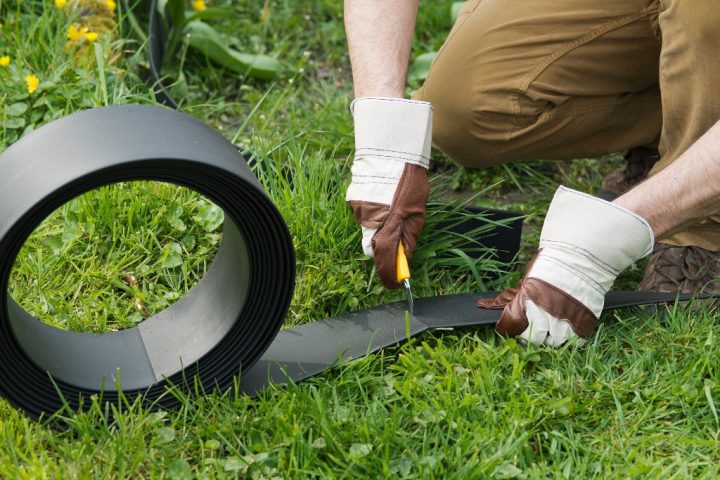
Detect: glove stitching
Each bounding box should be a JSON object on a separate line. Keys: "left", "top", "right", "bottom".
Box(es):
{"left": 373, "top": 211, "right": 396, "bottom": 239}
{"left": 533, "top": 255, "right": 606, "bottom": 297}
{"left": 381, "top": 164, "right": 421, "bottom": 250}
{"left": 355, "top": 154, "right": 429, "bottom": 169}
{"left": 356, "top": 147, "right": 431, "bottom": 162}
{"left": 390, "top": 172, "right": 413, "bottom": 219}
{"left": 372, "top": 211, "right": 403, "bottom": 286}
{"left": 351, "top": 180, "right": 398, "bottom": 186}
{"left": 539, "top": 253, "right": 606, "bottom": 294}
{"left": 352, "top": 97, "right": 433, "bottom": 109}
{"left": 352, "top": 174, "right": 401, "bottom": 180}
{"left": 539, "top": 239, "right": 619, "bottom": 276}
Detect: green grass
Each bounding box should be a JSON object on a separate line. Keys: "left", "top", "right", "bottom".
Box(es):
{"left": 10, "top": 182, "right": 224, "bottom": 332}
{"left": 1, "top": 0, "right": 719, "bottom": 478}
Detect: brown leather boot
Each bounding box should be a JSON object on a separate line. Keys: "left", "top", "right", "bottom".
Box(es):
{"left": 638, "top": 243, "right": 720, "bottom": 294}
{"left": 597, "top": 147, "right": 660, "bottom": 201}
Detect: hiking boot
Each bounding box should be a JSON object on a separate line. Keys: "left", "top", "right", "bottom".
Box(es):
{"left": 638, "top": 243, "right": 720, "bottom": 294}
{"left": 597, "top": 147, "right": 660, "bottom": 201}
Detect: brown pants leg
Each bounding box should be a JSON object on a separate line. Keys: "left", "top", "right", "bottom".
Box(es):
{"left": 652, "top": 0, "right": 720, "bottom": 249}
{"left": 415, "top": 0, "right": 720, "bottom": 250}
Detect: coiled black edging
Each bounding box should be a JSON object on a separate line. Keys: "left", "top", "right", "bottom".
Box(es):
{"left": 0, "top": 105, "right": 295, "bottom": 419}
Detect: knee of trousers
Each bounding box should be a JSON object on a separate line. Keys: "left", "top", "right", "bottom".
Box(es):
{"left": 420, "top": 83, "right": 520, "bottom": 169}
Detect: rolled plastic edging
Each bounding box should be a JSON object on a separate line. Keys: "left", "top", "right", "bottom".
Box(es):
{"left": 0, "top": 105, "right": 294, "bottom": 418}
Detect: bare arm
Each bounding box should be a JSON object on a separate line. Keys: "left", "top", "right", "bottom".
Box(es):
{"left": 344, "top": 0, "right": 419, "bottom": 98}
{"left": 615, "top": 119, "right": 720, "bottom": 239}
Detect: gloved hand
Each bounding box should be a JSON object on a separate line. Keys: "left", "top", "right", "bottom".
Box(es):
{"left": 345, "top": 97, "right": 433, "bottom": 289}
{"left": 478, "top": 186, "right": 654, "bottom": 346}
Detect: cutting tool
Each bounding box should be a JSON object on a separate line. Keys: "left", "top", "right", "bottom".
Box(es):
{"left": 396, "top": 243, "right": 413, "bottom": 315}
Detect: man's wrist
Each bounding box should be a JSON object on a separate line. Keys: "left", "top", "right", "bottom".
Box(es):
{"left": 352, "top": 84, "right": 406, "bottom": 99}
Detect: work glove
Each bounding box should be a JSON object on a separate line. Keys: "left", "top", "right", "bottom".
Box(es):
{"left": 478, "top": 186, "right": 654, "bottom": 346}
{"left": 345, "top": 97, "right": 432, "bottom": 289}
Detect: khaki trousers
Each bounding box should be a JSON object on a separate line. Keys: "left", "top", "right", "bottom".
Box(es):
{"left": 415, "top": 0, "right": 720, "bottom": 250}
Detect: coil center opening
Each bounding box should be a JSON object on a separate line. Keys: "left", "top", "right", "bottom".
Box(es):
{"left": 5, "top": 180, "right": 251, "bottom": 391}
{"left": 9, "top": 181, "right": 224, "bottom": 333}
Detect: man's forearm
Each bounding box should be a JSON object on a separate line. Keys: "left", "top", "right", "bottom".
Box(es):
{"left": 344, "top": 0, "right": 419, "bottom": 98}
{"left": 615, "top": 119, "right": 720, "bottom": 239}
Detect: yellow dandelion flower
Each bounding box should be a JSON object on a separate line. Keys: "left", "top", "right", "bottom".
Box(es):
{"left": 68, "top": 24, "right": 84, "bottom": 41}
{"left": 106, "top": 0, "right": 117, "bottom": 11}
{"left": 192, "top": 0, "right": 206, "bottom": 11}
{"left": 55, "top": 0, "right": 67, "bottom": 8}
{"left": 25, "top": 75, "right": 40, "bottom": 94}
{"left": 0, "top": 56, "right": 10, "bottom": 67}
{"left": 67, "top": 24, "right": 100, "bottom": 43}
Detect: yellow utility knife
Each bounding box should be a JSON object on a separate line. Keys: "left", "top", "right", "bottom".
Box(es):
{"left": 396, "top": 243, "right": 413, "bottom": 315}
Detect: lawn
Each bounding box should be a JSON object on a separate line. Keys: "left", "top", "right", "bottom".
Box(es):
{"left": 1, "top": 0, "right": 720, "bottom": 478}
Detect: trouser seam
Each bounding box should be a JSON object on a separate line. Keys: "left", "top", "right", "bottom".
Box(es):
{"left": 419, "top": 0, "right": 481, "bottom": 102}
{"left": 538, "top": 96, "right": 659, "bottom": 121}
{"left": 516, "top": 8, "right": 655, "bottom": 94}
{"left": 496, "top": 97, "right": 660, "bottom": 160}
{"left": 443, "top": 0, "right": 482, "bottom": 47}
{"left": 511, "top": 7, "right": 658, "bottom": 129}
